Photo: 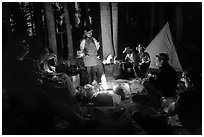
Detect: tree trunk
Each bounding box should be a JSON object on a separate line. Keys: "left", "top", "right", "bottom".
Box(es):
{"left": 159, "top": 3, "right": 165, "bottom": 29}
{"left": 175, "top": 4, "right": 183, "bottom": 43}
{"left": 84, "top": 3, "right": 91, "bottom": 27}
{"left": 2, "top": 3, "right": 12, "bottom": 50}
{"left": 33, "top": 3, "right": 47, "bottom": 46}
{"left": 33, "top": 3, "right": 43, "bottom": 36}
{"left": 111, "top": 2, "right": 118, "bottom": 57}
{"left": 149, "top": 3, "right": 156, "bottom": 42}
{"left": 126, "top": 3, "right": 129, "bottom": 26}
{"left": 100, "top": 2, "right": 114, "bottom": 59}
{"left": 63, "top": 2, "right": 74, "bottom": 60}
{"left": 29, "top": 3, "right": 35, "bottom": 36}
{"left": 44, "top": 2, "right": 57, "bottom": 55}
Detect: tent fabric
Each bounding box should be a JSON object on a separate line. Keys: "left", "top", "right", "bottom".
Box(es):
{"left": 145, "top": 22, "right": 183, "bottom": 72}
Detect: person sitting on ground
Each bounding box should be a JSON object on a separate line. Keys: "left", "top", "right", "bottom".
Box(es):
{"left": 132, "top": 68, "right": 201, "bottom": 135}
{"left": 133, "top": 44, "right": 151, "bottom": 78}
{"left": 23, "top": 46, "right": 93, "bottom": 126}
{"left": 175, "top": 68, "right": 202, "bottom": 134}
{"left": 25, "top": 47, "right": 81, "bottom": 105}
{"left": 132, "top": 53, "right": 177, "bottom": 108}
{"left": 147, "top": 53, "right": 177, "bottom": 97}
{"left": 4, "top": 38, "right": 31, "bottom": 112}
{"left": 122, "top": 46, "right": 136, "bottom": 78}
{"left": 3, "top": 39, "right": 58, "bottom": 133}
{"left": 43, "top": 48, "right": 58, "bottom": 74}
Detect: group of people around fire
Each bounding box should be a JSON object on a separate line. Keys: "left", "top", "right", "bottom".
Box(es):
{"left": 122, "top": 43, "right": 201, "bottom": 134}
{"left": 3, "top": 27, "right": 201, "bottom": 135}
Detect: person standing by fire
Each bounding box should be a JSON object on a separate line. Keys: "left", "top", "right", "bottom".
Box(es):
{"left": 79, "top": 27, "right": 101, "bottom": 84}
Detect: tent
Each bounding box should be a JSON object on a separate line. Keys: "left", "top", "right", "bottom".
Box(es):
{"left": 145, "top": 22, "right": 183, "bottom": 72}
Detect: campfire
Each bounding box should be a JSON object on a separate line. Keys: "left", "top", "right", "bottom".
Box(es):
{"left": 82, "top": 72, "right": 142, "bottom": 106}
{"left": 101, "top": 73, "right": 107, "bottom": 90}
{"left": 99, "top": 73, "right": 114, "bottom": 94}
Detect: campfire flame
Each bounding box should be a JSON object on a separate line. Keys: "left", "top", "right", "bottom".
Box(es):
{"left": 101, "top": 73, "right": 107, "bottom": 90}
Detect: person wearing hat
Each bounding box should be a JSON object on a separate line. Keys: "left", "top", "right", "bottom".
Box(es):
{"left": 150, "top": 53, "right": 177, "bottom": 97}
{"left": 123, "top": 47, "right": 135, "bottom": 63}
{"left": 79, "top": 27, "right": 102, "bottom": 84}
{"left": 122, "top": 46, "right": 136, "bottom": 78}
{"left": 132, "top": 67, "right": 201, "bottom": 135}
{"left": 132, "top": 53, "right": 177, "bottom": 108}
{"left": 133, "top": 44, "right": 151, "bottom": 78}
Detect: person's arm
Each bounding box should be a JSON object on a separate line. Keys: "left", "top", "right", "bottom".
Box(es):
{"left": 93, "top": 37, "right": 100, "bottom": 50}
{"left": 80, "top": 39, "right": 85, "bottom": 51}
{"left": 124, "top": 55, "right": 128, "bottom": 62}
{"left": 43, "top": 62, "right": 55, "bottom": 74}
{"left": 79, "top": 39, "right": 86, "bottom": 57}
{"left": 145, "top": 52, "right": 151, "bottom": 63}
